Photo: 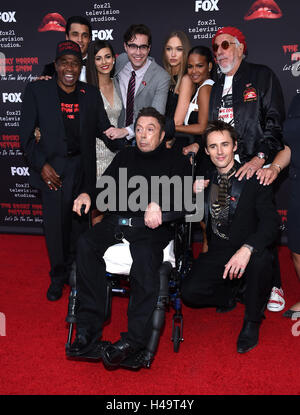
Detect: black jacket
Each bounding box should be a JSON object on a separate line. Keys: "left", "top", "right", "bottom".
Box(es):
{"left": 204, "top": 169, "right": 280, "bottom": 254}
{"left": 42, "top": 62, "right": 55, "bottom": 77}
{"left": 94, "top": 142, "right": 192, "bottom": 217}
{"left": 19, "top": 78, "right": 114, "bottom": 196}
{"left": 209, "top": 60, "right": 285, "bottom": 164}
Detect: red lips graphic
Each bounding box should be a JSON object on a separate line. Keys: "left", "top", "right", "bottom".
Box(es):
{"left": 38, "top": 13, "right": 66, "bottom": 32}
{"left": 244, "top": 0, "right": 282, "bottom": 20}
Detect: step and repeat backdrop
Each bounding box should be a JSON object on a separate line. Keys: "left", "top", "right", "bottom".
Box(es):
{"left": 0, "top": 0, "right": 299, "bottom": 240}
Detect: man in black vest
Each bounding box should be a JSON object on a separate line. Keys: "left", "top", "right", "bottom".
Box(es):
{"left": 181, "top": 120, "right": 280, "bottom": 353}
{"left": 20, "top": 40, "right": 113, "bottom": 301}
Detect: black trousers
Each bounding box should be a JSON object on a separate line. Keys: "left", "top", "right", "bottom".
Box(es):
{"left": 40, "top": 155, "right": 88, "bottom": 285}
{"left": 76, "top": 216, "right": 172, "bottom": 349}
{"left": 181, "top": 244, "right": 273, "bottom": 322}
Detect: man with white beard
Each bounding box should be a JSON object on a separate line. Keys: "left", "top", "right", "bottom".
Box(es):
{"left": 209, "top": 26, "right": 285, "bottom": 180}
{"left": 208, "top": 26, "right": 286, "bottom": 313}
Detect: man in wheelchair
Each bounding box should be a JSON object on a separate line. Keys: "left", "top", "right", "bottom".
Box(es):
{"left": 181, "top": 120, "right": 280, "bottom": 353}
{"left": 67, "top": 107, "right": 192, "bottom": 369}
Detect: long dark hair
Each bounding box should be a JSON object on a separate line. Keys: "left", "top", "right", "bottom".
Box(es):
{"left": 86, "top": 40, "right": 116, "bottom": 87}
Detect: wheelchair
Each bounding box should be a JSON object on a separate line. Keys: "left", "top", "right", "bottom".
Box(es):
{"left": 65, "top": 210, "right": 197, "bottom": 368}
{"left": 65, "top": 149, "right": 202, "bottom": 369}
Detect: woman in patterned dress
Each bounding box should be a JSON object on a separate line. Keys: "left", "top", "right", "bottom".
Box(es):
{"left": 86, "top": 40, "right": 123, "bottom": 224}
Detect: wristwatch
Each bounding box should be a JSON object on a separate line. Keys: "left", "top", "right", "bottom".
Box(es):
{"left": 256, "top": 152, "right": 266, "bottom": 160}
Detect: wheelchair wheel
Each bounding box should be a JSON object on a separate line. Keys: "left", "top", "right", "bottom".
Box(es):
{"left": 173, "top": 325, "right": 181, "bottom": 353}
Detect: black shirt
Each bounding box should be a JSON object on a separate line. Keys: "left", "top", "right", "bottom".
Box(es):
{"left": 96, "top": 141, "right": 192, "bottom": 218}
{"left": 57, "top": 85, "right": 80, "bottom": 153}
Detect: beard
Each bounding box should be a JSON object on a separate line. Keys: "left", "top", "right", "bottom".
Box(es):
{"left": 217, "top": 55, "right": 237, "bottom": 75}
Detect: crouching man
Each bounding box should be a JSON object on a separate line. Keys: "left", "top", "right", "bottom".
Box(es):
{"left": 181, "top": 120, "right": 280, "bottom": 353}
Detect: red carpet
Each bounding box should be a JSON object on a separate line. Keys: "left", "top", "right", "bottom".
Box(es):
{"left": 0, "top": 234, "right": 299, "bottom": 395}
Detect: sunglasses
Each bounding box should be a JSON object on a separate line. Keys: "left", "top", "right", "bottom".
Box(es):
{"left": 212, "top": 40, "right": 236, "bottom": 53}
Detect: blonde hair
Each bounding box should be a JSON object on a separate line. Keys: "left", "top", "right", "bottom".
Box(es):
{"left": 162, "top": 31, "right": 191, "bottom": 93}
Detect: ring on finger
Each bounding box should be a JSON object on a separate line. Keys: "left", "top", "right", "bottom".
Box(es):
{"left": 47, "top": 180, "right": 51, "bottom": 185}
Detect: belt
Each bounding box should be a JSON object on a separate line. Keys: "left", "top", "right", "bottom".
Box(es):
{"left": 115, "top": 212, "right": 185, "bottom": 228}
{"left": 117, "top": 216, "right": 145, "bottom": 227}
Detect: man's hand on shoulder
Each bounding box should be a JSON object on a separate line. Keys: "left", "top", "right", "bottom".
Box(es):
{"left": 144, "top": 202, "right": 162, "bottom": 229}
{"left": 235, "top": 156, "right": 265, "bottom": 181}
{"left": 256, "top": 164, "right": 280, "bottom": 186}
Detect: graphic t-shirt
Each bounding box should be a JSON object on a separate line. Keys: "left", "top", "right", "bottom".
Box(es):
{"left": 57, "top": 86, "right": 80, "bottom": 153}
{"left": 218, "top": 75, "right": 234, "bottom": 126}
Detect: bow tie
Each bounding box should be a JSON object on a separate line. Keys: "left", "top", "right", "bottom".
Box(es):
{"left": 82, "top": 59, "right": 87, "bottom": 67}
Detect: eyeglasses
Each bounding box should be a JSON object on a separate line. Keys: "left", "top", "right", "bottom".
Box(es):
{"left": 126, "top": 43, "right": 150, "bottom": 52}
{"left": 212, "top": 40, "right": 236, "bottom": 53}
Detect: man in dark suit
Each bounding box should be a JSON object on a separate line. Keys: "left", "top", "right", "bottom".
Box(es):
{"left": 20, "top": 40, "right": 113, "bottom": 301}
{"left": 42, "top": 16, "right": 91, "bottom": 82}
{"left": 181, "top": 120, "right": 280, "bottom": 353}
{"left": 105, "top": 24, "right": 170, "bottom": 142}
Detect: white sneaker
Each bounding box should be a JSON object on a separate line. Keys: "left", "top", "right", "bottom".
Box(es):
{"left": 267, "top": 287, "right": 285, "bottom": 312}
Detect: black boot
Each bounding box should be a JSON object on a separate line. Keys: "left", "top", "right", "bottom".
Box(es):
{"left": 120, "top": 349, "right": 153, "bottom": 370}
{"left": 47, "top": 281, "right": 64, "bottom": 301}
{"left": 101, "top": 339, "right": 136, "bottom": 369}
{"left": 237, "top": 320, "right": 261, "bottom": 353}
{"left": 66, "top": 328, "right": 106, "bottom": 358}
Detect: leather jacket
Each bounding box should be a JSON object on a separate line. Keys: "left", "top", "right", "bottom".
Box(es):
{"left": 209, "top": 60, "right": 285, "bottom": 163}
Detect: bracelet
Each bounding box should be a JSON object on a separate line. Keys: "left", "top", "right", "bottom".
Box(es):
{"left": 271, "top": 163, "right": 281, "bottom": 173}
{"left": 242, "top": 244, "right": 254, "bottom": 254}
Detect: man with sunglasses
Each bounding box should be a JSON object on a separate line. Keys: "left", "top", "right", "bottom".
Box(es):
{"left": 208, "top": 26, "right": 286, "bottom": 314}
{"left": 104, "top": 24, "right": 170, "bottom": 143}
{"left": 209, "top": 26, "right": 285, "bottom": 179}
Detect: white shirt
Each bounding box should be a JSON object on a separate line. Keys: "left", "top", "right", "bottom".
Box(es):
{"left": 218, "top": 75, "right": 234, "bottom": 126}
{"left": 118, "top": 59, "right": 152, "bottom": 138}
{"left": 79, "top": 56, "right": 87, "bottom": 82}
